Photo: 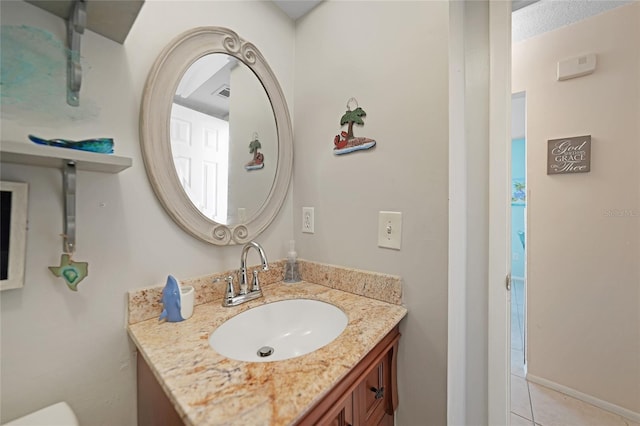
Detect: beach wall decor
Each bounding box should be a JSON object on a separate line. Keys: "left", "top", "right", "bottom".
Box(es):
{"left": 245, "top": 132, "right": 265, "bottom": 171}
{"left": 333, "top": 97, "right": 376, "bottom": 155}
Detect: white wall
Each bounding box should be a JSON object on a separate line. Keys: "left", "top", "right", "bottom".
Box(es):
{"left": 512, "top": 92, "right": 526, "bottom": 140}
{"left": 228, "top": 62, "right": 278, "bottom": 223}
{"left": 0, "top": 1, "right": 295, "bottom": 424}
{"left": 293, "top": 2, "right": 450, "bottom": 424}
{"left": 513, "top": 2, "right": 639, "bottom": 414}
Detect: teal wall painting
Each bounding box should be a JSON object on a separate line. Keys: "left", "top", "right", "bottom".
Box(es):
{"left": 0, "top": 25, "right": 99, "bottom": 124}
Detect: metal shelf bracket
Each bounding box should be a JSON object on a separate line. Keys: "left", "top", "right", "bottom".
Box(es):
{"left": 67, "top": 0, "right": 86, "bottom": 106}
{"left": 63, "top": 161, "right": 77, "bottom": 253}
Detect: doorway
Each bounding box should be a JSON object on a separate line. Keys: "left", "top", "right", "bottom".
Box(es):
{"left": 510, "top": 92, "right": 526, "bottom": 381}
{"left": 509, "top": 92, "right": 531, "bottom": 423}
{"left": 506, "top": 2, "right": 640, "bottom": 425}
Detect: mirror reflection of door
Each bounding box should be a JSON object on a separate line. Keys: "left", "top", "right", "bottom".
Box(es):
{"left": 170, "top": 104, "right": 229, "bottom": 223}
{"left": 171, "top": 53, "right": 232, "bottom": 224}
{"left": 169, "top": 52, "right": 278, "bottom": 226}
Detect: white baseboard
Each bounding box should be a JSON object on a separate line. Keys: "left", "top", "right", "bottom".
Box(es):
{"left": 526, "top": 373, "right": 640, "bottom": 423}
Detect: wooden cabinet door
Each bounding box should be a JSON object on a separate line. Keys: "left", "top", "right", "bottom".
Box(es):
{"left": 357, "top": 337, "right": 398, "bottom": 426}
{"left": 362, "top": 359, "right": 385, "bottom": 422}
{"left": 357, "top": 357, "right": 388, "bottom": 426}
{"left": 295, "top": 326, "right": 400, "bottom": 426}
{"left": 317, "top": 392, "right": 354, "bottom": 426}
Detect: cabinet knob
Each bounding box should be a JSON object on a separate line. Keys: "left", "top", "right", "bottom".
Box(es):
{"left": 370, "top": 386, "right": 384, "bottom": 399}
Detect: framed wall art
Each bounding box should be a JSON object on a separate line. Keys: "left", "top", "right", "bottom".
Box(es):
{"left": 1, "top": 181, "right": 28, "bottom": 291}
{"left": 547, "top": 135, "right": 591, "bottom": 175}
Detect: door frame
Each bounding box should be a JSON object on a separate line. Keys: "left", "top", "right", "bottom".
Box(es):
{"left": 487, "top": 1, "right": 512, "bottom": 424}
{"left": 447, "top": 1, "right": 512, "bottom": 424}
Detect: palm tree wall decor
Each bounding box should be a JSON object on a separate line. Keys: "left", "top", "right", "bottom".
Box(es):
{"left": 333, "top": 97, "right": 377, "bottom": 155}
{"left": 245, "top": 132, "right": 265, "bottom": 170}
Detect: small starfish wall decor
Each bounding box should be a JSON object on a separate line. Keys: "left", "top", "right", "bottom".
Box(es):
{"left": 49, "top": 254, "right": 88, "bottom": 291}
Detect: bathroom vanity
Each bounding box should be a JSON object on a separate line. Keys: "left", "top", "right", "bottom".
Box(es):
{"left": 137, "top": 323, "right": 399, "bottom": 426}
{"left": 127, "top": 264, "right": 407, "bottom": 426}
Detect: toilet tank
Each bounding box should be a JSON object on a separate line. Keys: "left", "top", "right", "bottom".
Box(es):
{"left": 3, "top": 402, "right": 79, "bottom": 426}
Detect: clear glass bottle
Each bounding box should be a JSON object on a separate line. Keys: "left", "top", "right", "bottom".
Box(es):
{"left": 283, "top": 240, "right": 300, "bottom": 283}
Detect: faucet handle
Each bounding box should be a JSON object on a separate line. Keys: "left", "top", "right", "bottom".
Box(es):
{"left": 251, "top": 269, "right": 262, "bottom": 293}
{"left": 214, "top": 275, "right": 237, "bottom": 302}
{"left": 223, "top": 275, "right": 235, "bottom": 301}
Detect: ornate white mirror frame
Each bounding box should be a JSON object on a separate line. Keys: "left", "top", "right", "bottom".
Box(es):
{"left": 140, "top": 27, "right": 293, "bottom": 245}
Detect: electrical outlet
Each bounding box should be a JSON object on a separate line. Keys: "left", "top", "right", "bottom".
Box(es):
{"left": 378, "top": 211, "right": 402, "bottom": 250}
{"left": 302, "top": 207, "right": 314, "bottom": 233}
{"left": 237, "top": 208, "right": 247, "bottom": 223}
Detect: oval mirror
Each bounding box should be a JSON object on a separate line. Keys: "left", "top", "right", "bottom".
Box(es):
{"left": 140, "top": 27, "right": 292, "bottom": 245}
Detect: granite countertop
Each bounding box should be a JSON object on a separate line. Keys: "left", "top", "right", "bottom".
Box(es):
{"left": 127, "top": 280, "right": 407, "bottom": 426}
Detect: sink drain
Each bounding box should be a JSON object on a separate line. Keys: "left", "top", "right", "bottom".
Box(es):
{"left": 257, "top": 346, "right": 274, "bottom": 357}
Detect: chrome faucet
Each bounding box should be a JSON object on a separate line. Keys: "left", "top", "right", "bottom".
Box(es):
{"left": 240, "top": 241, "right": 269, "bottom": 294}
{"left": 217, "top": 241, "right": 269, "bottom": 307}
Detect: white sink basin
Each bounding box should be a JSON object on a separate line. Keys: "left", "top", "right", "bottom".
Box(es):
{"left": 209, "top": 299, "right": 348, "bottom": 362}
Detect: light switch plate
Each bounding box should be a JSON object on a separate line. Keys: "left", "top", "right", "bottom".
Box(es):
{"left": 378, "top": 211, "right": 402, "bottom": 250}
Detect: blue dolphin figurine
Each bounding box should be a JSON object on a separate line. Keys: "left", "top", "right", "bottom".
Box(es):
{"left": 159, "top": 275, "right": 184, "bottom": 322}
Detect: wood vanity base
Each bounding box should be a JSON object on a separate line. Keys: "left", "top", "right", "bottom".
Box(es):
{"left": 137, "top": 353, "right": 184, "bottom": 426}
{"left": 297, "top": 326, "right": 400, "bottom": 426}
{"left": 137, "top": 326, "right": 400, "bottom": 426}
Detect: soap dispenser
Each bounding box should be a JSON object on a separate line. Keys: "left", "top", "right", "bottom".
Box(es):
{"left": 284, "top": 240, "right": 301, "bottom": 283}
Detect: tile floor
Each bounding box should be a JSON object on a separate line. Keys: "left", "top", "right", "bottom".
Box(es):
{"left": 510, "top": 279, "right": 639, "bottom": 426}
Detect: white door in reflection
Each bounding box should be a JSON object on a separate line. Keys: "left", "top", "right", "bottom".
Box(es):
{"left": 170, "top": 103, "right": 229, "bottom": 223}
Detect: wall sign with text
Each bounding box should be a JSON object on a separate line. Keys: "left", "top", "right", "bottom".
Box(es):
{"left": 547, "top": 135, "right": 591, "bottom": 175}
